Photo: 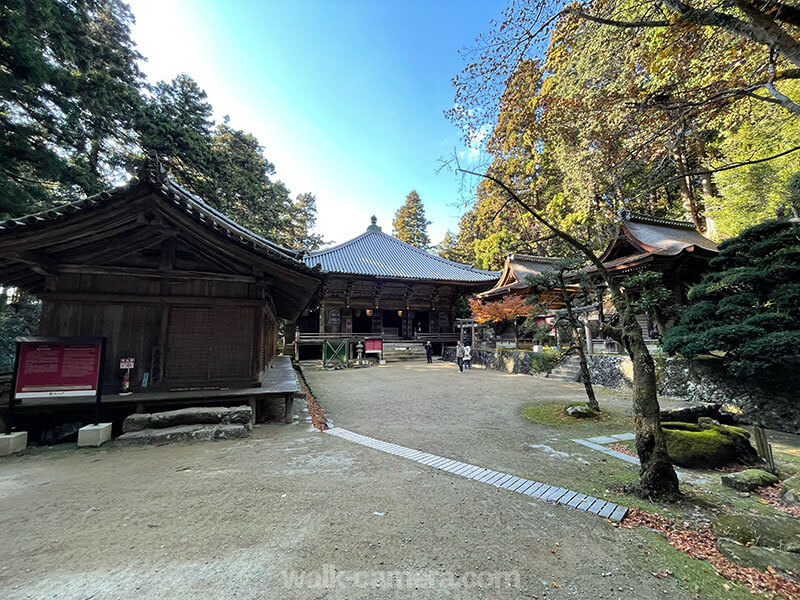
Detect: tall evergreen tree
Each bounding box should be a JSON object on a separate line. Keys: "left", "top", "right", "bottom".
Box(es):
{"left": 0, "top": 0, "right": 143, "bottom": 217}
{"left": 135, "top": 74, "right": 215, "bottom": 198}
{"left": 284, "top": 192, "right": 324, "bottom": 250}
{"left": 392, "top": 190, "right": 431, "bottom": 249}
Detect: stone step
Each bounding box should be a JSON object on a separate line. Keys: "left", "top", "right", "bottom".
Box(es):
{"left": 122, "top": 406, "right": 252, "bottom": 432}
{"left": 116, "top": 423, "right": 249, "bottom": 446}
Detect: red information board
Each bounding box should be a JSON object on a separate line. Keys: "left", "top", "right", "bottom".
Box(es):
{"left": 13, "top": 338, "right": 105, "bottom": 400}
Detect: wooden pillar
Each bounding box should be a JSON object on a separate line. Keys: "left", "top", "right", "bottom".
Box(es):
{"left": 585, "top": 319, "right": 593, "bottom": 355}
{"left": 319, "top": 303, "right": 326, "bottom": 333}
{"left": 249, "top": 397, "right": 258, "bottom": 425}
{"left": 283, "top": 394, "right": 293, "bottom": 424}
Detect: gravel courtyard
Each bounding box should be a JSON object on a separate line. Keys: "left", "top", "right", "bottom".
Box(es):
{"left": 0, "top": 361, "right": 754, "bottom": 599}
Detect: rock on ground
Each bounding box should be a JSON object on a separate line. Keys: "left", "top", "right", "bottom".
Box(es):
{"left": 716, "top": 537, "right": 800, "bottom": 577}
{"left": 720, "top": 469, "right": 779, "bottom": 491}
{"left": 712, "top": 513, "right": 800, "bottom": 554}
{"left": 122, "top": 406, "right": 252, "bottom": 432}
{"left": 566, "top": 404, "right": 598, "bottom": 419}
{"left": 116, "top": 424, "right": 249, "bottom": 446}
{"left": 781, "top": 474, "right": 800, "bottom": 507}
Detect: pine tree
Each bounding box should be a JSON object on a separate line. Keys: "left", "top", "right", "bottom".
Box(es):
{"left": 392, "top": 190, "right": 431, "bottom": 249}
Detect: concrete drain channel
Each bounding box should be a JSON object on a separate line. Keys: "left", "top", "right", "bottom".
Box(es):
{"left": 325, "top": 427, "right": 627, "bottom": 522}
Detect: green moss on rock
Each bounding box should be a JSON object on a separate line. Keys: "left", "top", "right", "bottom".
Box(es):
{"left": 720, "top": 469, "right": 779, "bottom": 491}
{"left": 661, "top": 421, "right": 702, "bottom": 432}
{"left": 712, "top": 514, "right": 800, "bottom": 553}
{"left": 661, "top": 420, "right": 759, "bottom": 468}
{"left": 716, "top": 537, "right": 800, "bottom": 576}
{"left": 664, "top": 428, "right": 736, "bottom": 468}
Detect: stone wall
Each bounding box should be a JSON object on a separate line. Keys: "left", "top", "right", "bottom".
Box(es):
{"left": 442, "top": 347, "right": 551, "bottom": 376}
{"left": 442, "top": 347, "right": 800, "bottom": 433}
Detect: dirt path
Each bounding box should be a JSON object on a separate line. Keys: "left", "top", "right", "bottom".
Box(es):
{"left": 0, "top": 412, "right": 693, "bottom": 599}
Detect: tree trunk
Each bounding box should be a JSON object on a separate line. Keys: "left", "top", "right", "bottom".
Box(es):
{"left": 457, "top": 167, "right": 680, "bottom": 499}
{"left": 573, "top": 321, "right": 599, "bottom": 411}
{"left": 560, "top": 275, "right": 599, "bottom": 411}
{"left": 672, "top": 143, "right": 702, "bottom": 230}
{"left": 621, "top": 308, "right": 679, "bottom": 498}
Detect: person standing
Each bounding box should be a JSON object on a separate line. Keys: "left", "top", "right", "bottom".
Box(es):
{"left": 455, "top": 340, "right": 465, "bottom": 373}
{"left": 464, "top": 344, "right": 472, "bottom": 370}
{"left": 425, "top": 340, "right": 433, "bottom": 364}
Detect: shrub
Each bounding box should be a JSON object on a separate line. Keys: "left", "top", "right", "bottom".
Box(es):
{"left": 530, "top": 349, "right": 558, "bottom": 373}
{"left": 663, "top": 220, "right": 800, "bottom": 376}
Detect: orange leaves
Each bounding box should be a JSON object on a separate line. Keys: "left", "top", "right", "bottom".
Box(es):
{"left": 468, "top": 295, "right": 533, "bottom": 324}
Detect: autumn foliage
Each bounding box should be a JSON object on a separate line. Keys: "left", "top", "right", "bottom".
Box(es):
{"left": 469, "top": 296, "right": 532, "bottom": 324}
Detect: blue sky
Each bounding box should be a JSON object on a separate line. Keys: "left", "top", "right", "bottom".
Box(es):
{"left": 127, "top": 0, "right": 506, "bottom": 246}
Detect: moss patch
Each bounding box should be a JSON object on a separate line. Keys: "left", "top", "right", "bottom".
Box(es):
{"left": 521, "top": 402, "right": 629, "bottom": 429}
{"left": 664, "top": 428, "right": 737, "bottom": 468}
{"left": 636, "top": 530, "right": 760, "bottom": 600}
{"left": 712, "top": 513, "right": 800, "bottom": 553}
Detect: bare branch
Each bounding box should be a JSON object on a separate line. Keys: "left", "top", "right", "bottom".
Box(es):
{"left": 562, "top": 7, "right": 671, "bottom": 28}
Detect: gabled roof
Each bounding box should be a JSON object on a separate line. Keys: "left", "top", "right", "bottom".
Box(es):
{"left": 599, "top": 211, "right": 717, "bottom": 263}
{"left": 0, "top": 156, "right": 322, "bottom": 320}
{"left": 303, "top": 221, "right": 499, "bottom": 283}
{"left": 477, "top": 254, "right": 557, "bottom": 299}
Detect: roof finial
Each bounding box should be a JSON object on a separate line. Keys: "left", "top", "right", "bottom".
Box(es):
{"left": 367, "top": 215, "right": 382, "bottom": 232}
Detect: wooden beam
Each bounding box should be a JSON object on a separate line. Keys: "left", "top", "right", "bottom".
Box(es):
{"left": 38, "top": 291, "right": 265, "bottom": 306}
{"left": 58, "top": 264, "right": 257, "bottom": 283}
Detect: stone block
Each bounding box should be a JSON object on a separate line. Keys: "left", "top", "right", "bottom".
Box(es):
{"left": 0, "top": 432, "right": 27, "bottom": 456}
{"left": 122, "top": 406, "right": 252, "bottom": 432}
{"left": 77, "top": 423, "right": 112, "bottom": 447}
{"left": 116, "top": 424, "right": 249, "bottom": 447}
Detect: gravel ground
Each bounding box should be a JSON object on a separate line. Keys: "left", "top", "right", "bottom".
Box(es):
{"left": 0, "top": 362, "right": 730, "bottom": 599}
{"left": 305, "top": 360, "right": 643, "bottom": 498}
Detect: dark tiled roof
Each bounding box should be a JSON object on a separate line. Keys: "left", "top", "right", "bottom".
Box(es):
{"left": 303, "top": 229, "right": 499, "bottom": 283}
{"left": 477, "top": 254, "right": 556, "bottom": 298}
{"left": 618, "top": 211, "right": 718, "bottom": 256}
{"left": 0, "top": 157, "right": 315, "bottom": 272}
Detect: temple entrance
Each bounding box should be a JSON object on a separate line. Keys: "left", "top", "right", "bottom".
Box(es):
{"left": 352, "top": 308, "right": 373, "bottom": 334}
{"left": 382, "top": 309, "right": 403, "bottom": 337}
{"left": 412, "top": 310, "right": 430, "bottom": 335}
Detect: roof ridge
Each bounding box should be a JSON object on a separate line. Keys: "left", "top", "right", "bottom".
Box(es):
{"left": 308, "top": 229, "right": 496, "bottom": 274}
{"left": 509, "top": 253, "right": 559, "bottom": 263}
{"left": 305, "top": 230, "right": 372, "bottom": 257}
{"left": 620, "top": 210, "right": 697, "bottom": 231}
{"left": 381, "top": 231, "right": 497, "bottom": 274}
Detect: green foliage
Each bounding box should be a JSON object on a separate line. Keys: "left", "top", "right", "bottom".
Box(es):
{"left": 529, "top": 349, "right": 558, "bottom": 373}
{"left": 0, "top": 0, "right": 143, "bottom": 217}
{"left": 0, "top": 7, "right": 320, "bottom": 250}
{"left": 0, "top": 292, "right": 41, "bottom": 372}
{"left": 622, "top": 272, "right": 681, "bottom": 335}
{"left": 392, "top": 190, "right": 431, "bottom": 249}
{"left": 664, "top": 220, "right": 800, "bottom": 376}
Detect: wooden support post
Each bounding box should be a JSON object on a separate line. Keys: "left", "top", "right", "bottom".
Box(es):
{"left": 249, "top": 397, "right": 258, "bottom": 426}
{"left": 283, "top": 394, "right": 293, "bottom": 424}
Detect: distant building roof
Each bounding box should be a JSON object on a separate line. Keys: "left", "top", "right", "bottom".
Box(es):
{"left": 303, "top": 219, "right": 499, "bottom": 283}
{"left": 477, "top": 254, "right": 557, "bottom": 299}
{"left": 598, "top": 211, "right": 718, "bottom": 268}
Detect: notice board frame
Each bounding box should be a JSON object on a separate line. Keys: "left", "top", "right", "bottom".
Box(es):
{"left": 7, "top": 336, "right": 107, "bottom": 433}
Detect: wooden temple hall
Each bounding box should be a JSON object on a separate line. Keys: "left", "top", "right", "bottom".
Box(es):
{"left": 0, "top": 158, "right": 322, "bottom": 425}
{"left": 478, "top": 211, "right": 719, "bottom": 348}
{"left": 293, "top": 216, "right": 498, "bottom": 359}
